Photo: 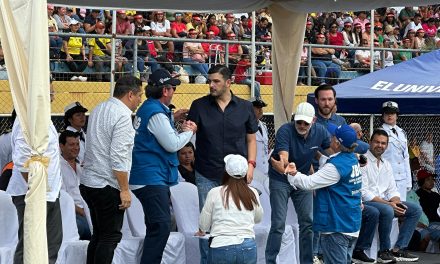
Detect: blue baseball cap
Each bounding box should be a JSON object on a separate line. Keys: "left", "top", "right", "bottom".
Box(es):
{"left": 327, "top": 124, "right": 357, "bottom": 148}
{"left": 148, "top": 69, "right": 181, "bottom": 87}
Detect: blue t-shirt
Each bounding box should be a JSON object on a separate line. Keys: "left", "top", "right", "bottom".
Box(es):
{"left": 269, "top": 122, "right": 331, "bottom": 183}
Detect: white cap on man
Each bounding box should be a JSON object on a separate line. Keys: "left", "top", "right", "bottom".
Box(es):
{"left": 294, "top": 102, "right": 315, "bottom": 124}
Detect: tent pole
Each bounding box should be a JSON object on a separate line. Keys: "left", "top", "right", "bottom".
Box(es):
{"left": 251, "top": 11, "right": 256, "bottom": 98}
{"left": 110, "top": 10, "right": 117, "bottom": 96}
{"left": 370, "top": 9, "right": 374, "bottom": 73}
{"left": 369, "top": 114, "right": 374, "bottom": 137}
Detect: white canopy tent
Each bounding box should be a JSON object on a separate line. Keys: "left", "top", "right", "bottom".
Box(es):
{"left": 1, "top": 1, "right": 439, "bottom": 263}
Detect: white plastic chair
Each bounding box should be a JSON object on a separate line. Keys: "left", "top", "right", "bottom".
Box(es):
{"left": 56, "top": 190, "right": 89, "bottom": 264}
{"left": 0, "top": 191, "right": 18, "bottom": 264}
{"left": 118, "top": 190, "right": 185, "bottom": 264}
{"left": 251, "top": 181, "right": 298, "bottom": 264}
{"left": 170, "top": 182, "right": 201, "bottom": 264}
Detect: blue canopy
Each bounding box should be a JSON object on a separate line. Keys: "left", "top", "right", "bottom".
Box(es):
{"left": 307, "top": 50, "right": 440, "bottom": 114}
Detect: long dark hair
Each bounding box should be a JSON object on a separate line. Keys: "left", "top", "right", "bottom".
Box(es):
{"left": 221, "top": 173, "right": 259, "bottom": 211}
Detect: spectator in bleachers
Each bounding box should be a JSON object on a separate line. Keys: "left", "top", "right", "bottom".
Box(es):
{"left": 49, "top": 22, "right": 63, "bottom": 60}
{"left": 353, "top": 11, "right": 370, "bottom": 32}
{"left": 124, "top": 27, "right": 160, "bottom": 82}
{"left": 59, "top": 130, "right": 91, "bottom": 240}
{"left": 221, "top": 13, "right": 244, "bottom": 40}
{"left": 375, "top": 25, "right": 385, "bottom": 45}
{"left": 54, "top": 6, "right": 72, "bottom": 32}
{"left": 171, "top": 12, "right": 188, "bottom": 61}
{"left": 342, "top": 22, "right": 359, "bottom": 48}
{"left": 383, "top": 12, "right": 400, "bottom": 29}
{"left": 206, "top": 14, "right": 221, "bottom": 37}
{"left": 177, "top": 142, "right": 196, "bottom": 185}
{"left": 304, "top": 20, "right": 316, "bottom": 43}
{"left": 182, "top": 29, "right": 209, "bottom": 78}
{"left": 61, "top": 19, "right": 88, "bottom": 81}
{"left": 311, "top": 33, "right": 341, "bottom": 85}
{"left": 406, "top": 29, "right": 417, "bottom": 49}
{"left": 418, "top": 6, "right": 434, "bottom": 23}
{"left": 373, "top": 12, "right": 383, "bottom": 29}
{"left": 202, "top": 31, "right": 224, "bottom": 64}
{"left": 64, "top": 102, "right": 88, "bottom": 164}
{"left": 362, "top": 23, "right": 377, "bottom": 46}
{"left": 233, "top": 54, "right": 261, "bottom": 97}
{"left": 83, "top": 9, "right": 101, "bottom": 33}
{"left": 47, "top": 4, "right": 58, "bottom": 32}
{"left": 143, "top": 26, "right": 177, "bottom": 76}
{"left": 388, "top": 26, "right": 403, "bottom": 48}
{"left": 316, "top": 12, "right": 336, "bottom": 31}
{"left": 66, "top": 8, "right": 83, "bottom": 24}
{"left": 87, "top": 21, "right": 111, "bottom": 82}
{"left": 420, "top": 133, "right": 435, "bottom": 173}
{"left": 151, "top": 11, "right": 175, "bottom": 59}
{"left": 422, "top": 18, "right": 437, "bottom": 38}
{"left": 328, "top": 22, "right": 344, "bottom": 55}
{"left": 115, "top": 10, "right": 132, "bottom": 35}
{"left": 404, "top": 14, "right": 423, "bottom": 37}
{"left": 197, "top": 154, "right": 262, "bottom": 264}
{"left": 226, "top": 32, "right": 243, "bottom": 74}
{"left": 399, "top": 6, "right": 416, "bottom": 26}
{"left": 298, "top": 37, "right": 313, "bottom": 86}
{"left": 336, "top": 12, "right": 353, "bottom": 31}
{"left": 416, "top": 170, "right": 440, "bottom": 242}
{"left": 360, "top": 129, "right": 422, "bottom": 263}
{"left": 382, "top": 39, "right": 395, "bottom": 68}
{"left": 105, "top": 21, "right": 129, "bottom": 78}
{"left": 255, "top": 17, "right": 269, "bottom": 40}
{"left": 186, "top": 15, "right": 205, "bottom": 38}
{"left": 415, "top": 29, "right": 427, "bottom": 50}
{"left": 131, "top": 14, "right": 145, "bottom": 33}
{"left": 435, "top": 28, "right": 440, "bottom": 48}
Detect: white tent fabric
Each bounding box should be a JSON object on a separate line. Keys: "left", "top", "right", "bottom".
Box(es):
{"left": 0, "top": 0, "right": 50, "bottom": 263}
{"left": 0, "top": 191, "right": 18, "bottom": 264}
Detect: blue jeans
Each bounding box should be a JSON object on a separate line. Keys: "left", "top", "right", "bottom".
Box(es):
{"left": 124, "top": 57, "right": 159, "bottom": 76}
{"left": 182, "top": 57, "right": 209, "bottom": 78}
{"left": 363, "top": 201, "right": 422, "bottom": 251}
{"left": 76, "top": 213, "right": 91, "bottom": 240}
{"left": 208, "top": 238, "right": 257, "bottom": 264}
{"left": 132, "top": 185, "right": 172, "bottom": 264}
{"left": 240, "top": 78, "right": 261, "bottom": 98}
{"left": 320, "top": 233, "right": 357, "bottom": 264}
{"left": 195, "top": 171, "right": 223, "bottom": 264}
{"left": 311, "top": 60, "right": 341, "bottom": 84}
{"left": 266, "top": 178, "right": 313, "bottom": 264}
{"left": 354, "top": 204, "right": 380, "bottom": 251}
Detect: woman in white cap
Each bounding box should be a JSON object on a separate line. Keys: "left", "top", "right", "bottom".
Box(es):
{"left": 197, "top": 154, "right": 263, "bottom": 264}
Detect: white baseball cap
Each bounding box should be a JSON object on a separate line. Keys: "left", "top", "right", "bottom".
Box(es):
{"left": 294, "top": 102, "right": 315, "bottom": 124}
{"left": 224, "top": 154, "right": 248, "bottom": 179}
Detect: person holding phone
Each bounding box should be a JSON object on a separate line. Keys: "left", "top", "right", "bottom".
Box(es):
{"left": 358, "top": 128, "right": 422, "bottom": 263}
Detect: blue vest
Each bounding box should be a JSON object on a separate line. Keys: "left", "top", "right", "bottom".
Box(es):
{"left": 313, "top": 152, "right": 362, "bottom": 233}
{"left": 129, "top": 99, "right": 179, "bottom": 186}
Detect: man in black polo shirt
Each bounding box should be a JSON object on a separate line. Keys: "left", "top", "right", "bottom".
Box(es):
{"left": 187, "top": 64, "right": 258, "bottom": 264}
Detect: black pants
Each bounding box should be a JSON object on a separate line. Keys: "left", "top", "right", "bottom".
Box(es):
{"left": 80, "top": 185, "right": 124, "bottom": 264}
{"left": 12, "top": 195, "right": 63, "bottom": 264}
{"left": 60, "top": 52, "right": 88, "bottom": 74}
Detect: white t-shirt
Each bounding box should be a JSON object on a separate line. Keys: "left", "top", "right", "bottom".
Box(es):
{"left": 199, "top": 185, "right": 263, "bottom": 248}
{"left": 151, "top": 20, "right": 171, "bottom": 33}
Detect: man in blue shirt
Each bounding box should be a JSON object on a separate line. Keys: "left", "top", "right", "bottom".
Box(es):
{"left": 130, "top": 69, "right": 197, "bottom": 264}
{"left": 278, "top": 124, "right": 362, "bottom": 264}
{"left": 265, "top": 102, "right": 331, "bottom": 264}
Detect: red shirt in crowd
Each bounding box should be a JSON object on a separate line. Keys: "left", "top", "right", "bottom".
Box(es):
{"left": 422, "top": 23, "right": 437, "bottom": 38}
{"left": 328, "top": 32, "right": 344, "bottom": 46}
{"left": 233, "top": 59, "right": 250, "bottom": 83}
{"left": 171, "top": 21, "right": 187, "bottom": 34}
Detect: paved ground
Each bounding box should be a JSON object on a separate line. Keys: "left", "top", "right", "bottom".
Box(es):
{"left": 397, "top": 252, "right": 440, "bottom": 263}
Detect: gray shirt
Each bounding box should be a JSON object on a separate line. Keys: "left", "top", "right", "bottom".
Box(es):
{"left": 81, "top": 97, "right": 134, "bottom": 190}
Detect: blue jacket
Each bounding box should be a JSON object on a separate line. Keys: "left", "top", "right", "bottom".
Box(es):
{"left": 313, "top": 152, "right": 362, "bottom": 233}
{"left": 130, "top": 99, "right": 179, "bottom": 186}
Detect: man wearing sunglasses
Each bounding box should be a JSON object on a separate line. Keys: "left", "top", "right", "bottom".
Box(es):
{"left": 266, "top": 102, "right": 332, "bottom": 264}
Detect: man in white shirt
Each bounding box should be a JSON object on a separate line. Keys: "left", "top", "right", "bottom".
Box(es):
{"left": 7, "top": 79, "right": 62, "bottom": 264}
{"left": 80, "top": 75, "right": 143, "bottom": 264}
{"left": 359, "top": 128, "right": 422, "bottom": 263}
{"left": 404, "top": 14, "right": 423, "bottom": 37}
{"left": 64, "top": 101, "right": 88, "bottom": 164}
{"left": 59, "top": 130, "right": 90, "bottom": 240}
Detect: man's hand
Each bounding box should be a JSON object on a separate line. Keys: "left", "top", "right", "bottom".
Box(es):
{"left": 389, "top": 201, "right": 406, "bottom": 216}
{"left": 284, "top": 162, "right": 297, "bottom": 176}
{"left": 182, "top": 120, "right": 197, "bottom": 133}
{"left": 88, "top": 60, "right": 94, "bottom": 67}
{"left": 174, "top": 108, "right": 189, "bottom": 122}
{"left": 119, "top": 190, "right": 131, "bottom": 210}
{"left": 270, "top": 157, "right": 288, "bottom": 174}
{"left": 75, "top": 206, "right": 86, "bottom": 217}
{"left": 194, "top": 229, "right": 205, "bottom": 237}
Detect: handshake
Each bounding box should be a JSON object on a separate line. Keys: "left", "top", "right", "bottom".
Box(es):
{"left": 270, "top": 154, "right": 297, "bottom": 176}
{"left": 181, "top": 120, "right": 197, "bottom": 133}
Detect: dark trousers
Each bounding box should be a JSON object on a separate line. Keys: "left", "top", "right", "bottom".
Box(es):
{"left": 132, "top": 185, "right": 171, "bottom": 264}
{"left": 12, "top": 195, "right": 62, "bottom": 264}
{"left": 80, "top": 185, "right": 124, "bottom": 264}
{"left": 60, "top": 52, "right": 88, "bottom": 73}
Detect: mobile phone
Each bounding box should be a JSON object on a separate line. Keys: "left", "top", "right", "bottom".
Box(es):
{"left": 396, "top": 203, "right": 407, "bottom": 210}
{"left": 271, "top": 153, "right": 281, "bottom": 161}
{"left": 359, "top": 155, "right": 367, "bottom": 165}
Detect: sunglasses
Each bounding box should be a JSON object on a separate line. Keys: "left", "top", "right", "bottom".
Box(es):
{"left": 331, "top": 26, "right": 338, "bottom": 28}
{"left": 295, "top": 120, "right": 310, "bottom": 126}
